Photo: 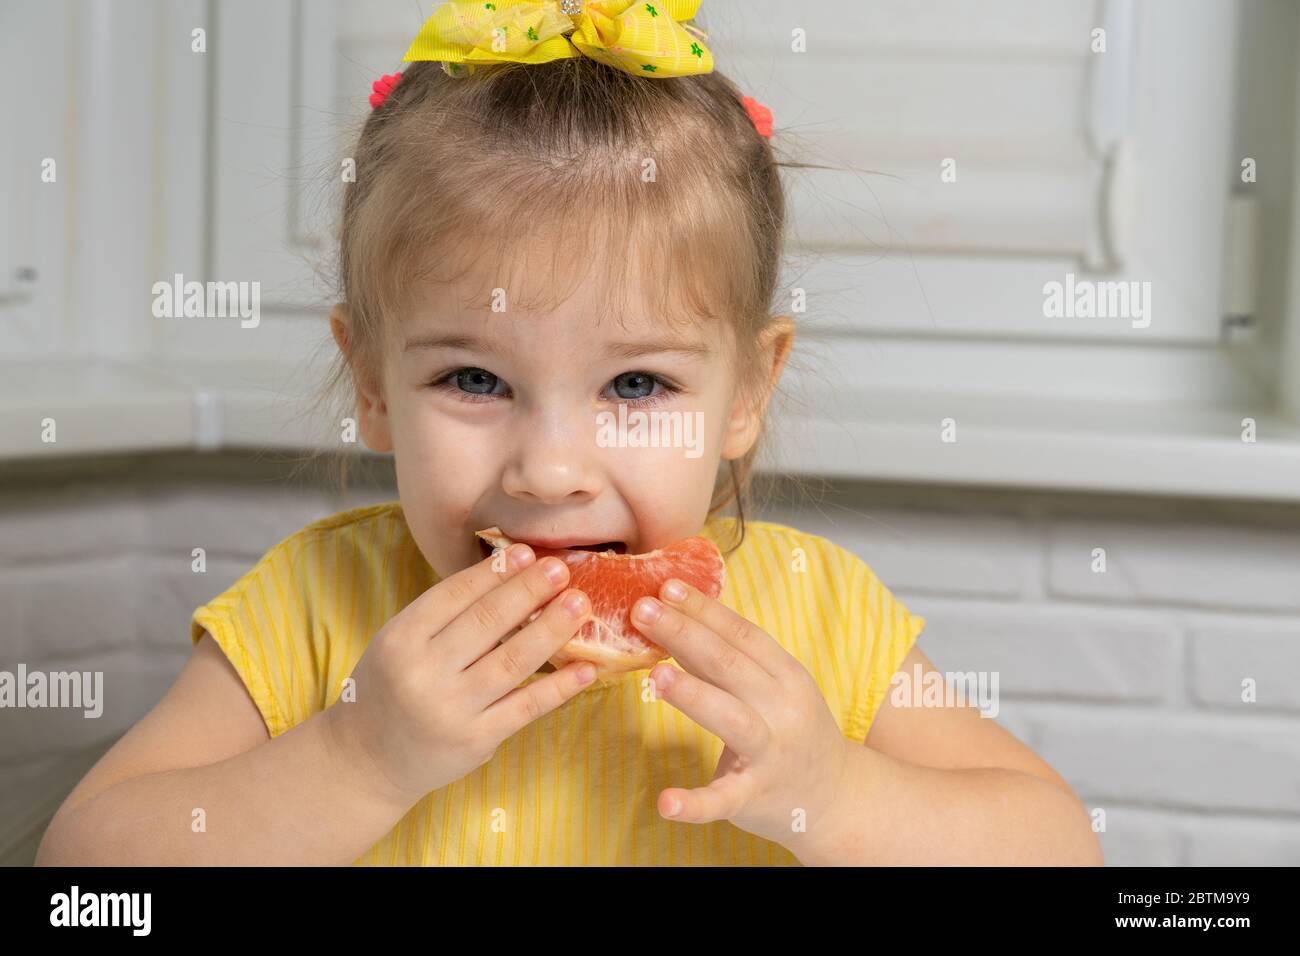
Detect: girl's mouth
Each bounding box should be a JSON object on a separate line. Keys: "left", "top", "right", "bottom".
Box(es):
{"left": 478, "top": 537, "right": 628, "bottom": 560}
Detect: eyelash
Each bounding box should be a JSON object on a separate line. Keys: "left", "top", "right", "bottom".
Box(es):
{"left": 427, "top": 368, "right": 683, "bottom": 409}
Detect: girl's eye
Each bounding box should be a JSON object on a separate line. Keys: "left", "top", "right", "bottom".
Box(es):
{"left": 609, "top": 371, "right": 672, "bottom": 404}
{"left": 429, "top": 367, "right": 505, "bottom": 403}
{"left": 603, "top": 369, "right": 681, "bottom": 408}
{"left": 427, "top": 367, "right": 681, "bottom": 408}
{"left": 454, "top": 367, "right": 500, "bottom": 394}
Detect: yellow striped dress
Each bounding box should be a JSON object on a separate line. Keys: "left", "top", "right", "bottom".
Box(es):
{"left": 190, "top": 501, "right": 926, "bottom": 866}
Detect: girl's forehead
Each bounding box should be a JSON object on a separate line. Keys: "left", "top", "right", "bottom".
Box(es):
{"left": 400, "top": 294, "right": 723, "bottom": 359}
{"left": 403, "top": 254, "right": 726, "bottom": 347}
{"left": 413, "top": 220, "right": 728, "bottom": 320}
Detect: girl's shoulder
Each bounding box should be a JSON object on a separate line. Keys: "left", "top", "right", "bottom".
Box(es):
{"left": 702, "top": 514, "right": 880, "bottom": 580}
{"left": 294, "top": 499, "right": 407, "bottom": 534}
{"left": 262, "top": 498, "right": 415, "bottom": 571}
{"left": 227, "top": 497, "right": 423, "bottom": 597}
{"left": 203, "top": 499, "right": 415, "bottom": 602}
{"left": 700, "top": 513, "right": 915, "bottom": 637}
{"left": 188, "top": 499, "right": 427, "bottom": 737}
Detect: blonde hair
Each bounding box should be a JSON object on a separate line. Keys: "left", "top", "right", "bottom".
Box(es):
{"left": 299, "top": 55, "right": 822, "bottom": 555}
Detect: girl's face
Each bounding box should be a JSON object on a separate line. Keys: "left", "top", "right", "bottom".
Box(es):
{"left": 332, "top": 266, "right": 792, "bottom": 580}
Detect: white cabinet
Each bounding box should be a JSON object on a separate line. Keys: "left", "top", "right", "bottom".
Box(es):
{"left": 3, "top": 0, "right": 1299, "bottom": 500}
{"left": 0, "top": 1, "right": 73, "bottom": 355}
{"left": 710, "top": 0, "right": 1239, "bottom": 355}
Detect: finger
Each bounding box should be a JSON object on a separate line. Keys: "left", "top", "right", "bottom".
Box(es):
{"left": 631, "top": 595, "right": 773, "bottom": 700}
{"left": 649, "top": 664, "right": 769, "bottom": 757}
{"left": 657, "top": 578, "right": 796, "bottom": 680}
{"left": 403, "top": 541, "right": 540, "bottom": 639}
{"left": 479, "top": 658, "right": 599, "bottom": 740}
{"left": 659, "top": 774, "right": 750, "bottom": 825}
{"left": 440, "top": 555, "right": 573, "bottom": 669}
{"left": 466, "top": 587, "right": 591, "bottom": 706}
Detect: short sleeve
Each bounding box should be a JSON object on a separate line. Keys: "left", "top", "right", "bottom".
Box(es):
{"left": 840, "top": 553, "right": 927, "bottom": 744}
{"left": 190, "top": 541, "right": 300, "bottom": 739}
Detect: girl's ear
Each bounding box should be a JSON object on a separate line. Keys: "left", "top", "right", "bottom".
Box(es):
{"left": 721, "top": 314, "right": 796, "bottom": 461}
{"left": 329, "top": 302, "right": 395, "bottom": 453}
{"left": 765, "top": 314, "right": 796, "bottom": 387}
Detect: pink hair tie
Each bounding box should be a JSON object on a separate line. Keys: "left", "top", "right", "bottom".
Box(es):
{"left": 741, "top": 95, "right": 773, "bottom": 139}
{"left": 369, "top": 72, "right": 403, "bottom": 110}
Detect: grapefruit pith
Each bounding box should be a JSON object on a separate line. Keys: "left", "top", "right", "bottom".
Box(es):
{"left": 475, "top": 527, "right": 726, "bottom": 681}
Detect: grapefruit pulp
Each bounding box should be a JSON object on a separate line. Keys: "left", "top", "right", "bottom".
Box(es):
{"left": 475, "top": 527, "right": 726, "bottom": 681}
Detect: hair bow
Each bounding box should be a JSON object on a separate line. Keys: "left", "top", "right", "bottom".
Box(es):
{"left": 401, "top": 0, "right": 714, "bottom": 79}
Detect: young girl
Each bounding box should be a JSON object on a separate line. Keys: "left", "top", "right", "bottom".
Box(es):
{"left": 38, "top": 0, "right": 1101, "bottom": 867}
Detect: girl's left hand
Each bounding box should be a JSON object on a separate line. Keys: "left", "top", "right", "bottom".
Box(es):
{"left": 631, "top": 578, "right": 855, "bottom": 858}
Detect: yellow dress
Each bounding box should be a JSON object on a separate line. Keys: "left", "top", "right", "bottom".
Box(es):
{"left": 190, "top": 502, "right": 926, "bottom": 865}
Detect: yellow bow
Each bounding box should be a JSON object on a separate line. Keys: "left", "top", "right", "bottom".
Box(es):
{"left": 401, "top": 0, "right": 714, "bottom": 79}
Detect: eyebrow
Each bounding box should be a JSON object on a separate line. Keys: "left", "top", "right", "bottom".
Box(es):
{"left": 403, "top": 332, "right": 712, "bottom": 360}
{"left": 402, "top": 334, "right": 483, "bottom": 354}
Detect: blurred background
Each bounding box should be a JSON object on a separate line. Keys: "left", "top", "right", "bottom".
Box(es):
{"left": 2, "top": 0, "right": 1299, "bottom": 866}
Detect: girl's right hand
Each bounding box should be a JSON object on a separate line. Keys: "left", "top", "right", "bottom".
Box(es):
{"left": 323, "top": 542, "right": 592, "bottom": 807}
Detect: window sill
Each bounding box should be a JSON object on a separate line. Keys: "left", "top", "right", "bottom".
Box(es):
{"left": 0, "top": 356, "right": 367, "bottom": 460}
{"left": 764, "top": 387, "right": 1300, "bottom": 503}
{"left": 5, "top": 359, "right": 1300, "bottom": 503}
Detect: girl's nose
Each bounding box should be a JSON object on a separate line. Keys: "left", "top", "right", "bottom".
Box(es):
{"left": 501, "top": 423, "right": 603, "bottom": 505}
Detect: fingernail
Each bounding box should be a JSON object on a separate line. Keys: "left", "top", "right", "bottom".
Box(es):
{"left": 634, "top": 597, "right": 661, "bottom": 624}
{"left": 665, "top": 796, "right": 682, "bottom": 817}
{"left": 542, "top": 557, "right": 568, "bottom": 583}
{"left": 577, "top": 664, "right": 597, "bottom": 684}
{"left": 509, "top": 543, "right": 535, "bottom": 568}
{"left": 663, "top": 579, "right": 687, "bottom": 602}
{"left": 562, "top": 590, "right": 587, "bottom": 616}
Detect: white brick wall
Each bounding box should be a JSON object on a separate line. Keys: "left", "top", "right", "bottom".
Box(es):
{"left": 0, "top": 460, "right": 352, "bottom": 808}
{"left": 3, "top": 458, "right": 1298, "bottom": 865}
{"left": 1048, "top": 517, "right": 1300, "bottom": 612}
{"left": 1189, "top": 621, "right": 1300, "bottom": 712}
{"left": 900, "top": 599, "right": 1181, "bottom": 703}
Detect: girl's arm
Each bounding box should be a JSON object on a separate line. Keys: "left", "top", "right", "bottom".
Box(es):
{"left": 801, "top": 645, "right": 1104, "bottom": 866}
{"left": 35, "top": 633, "right": 415, "bottom": 866}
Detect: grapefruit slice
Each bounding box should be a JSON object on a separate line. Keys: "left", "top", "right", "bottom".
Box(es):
{"left": 475, "top": 527, "right": 726, "bottom": 682}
